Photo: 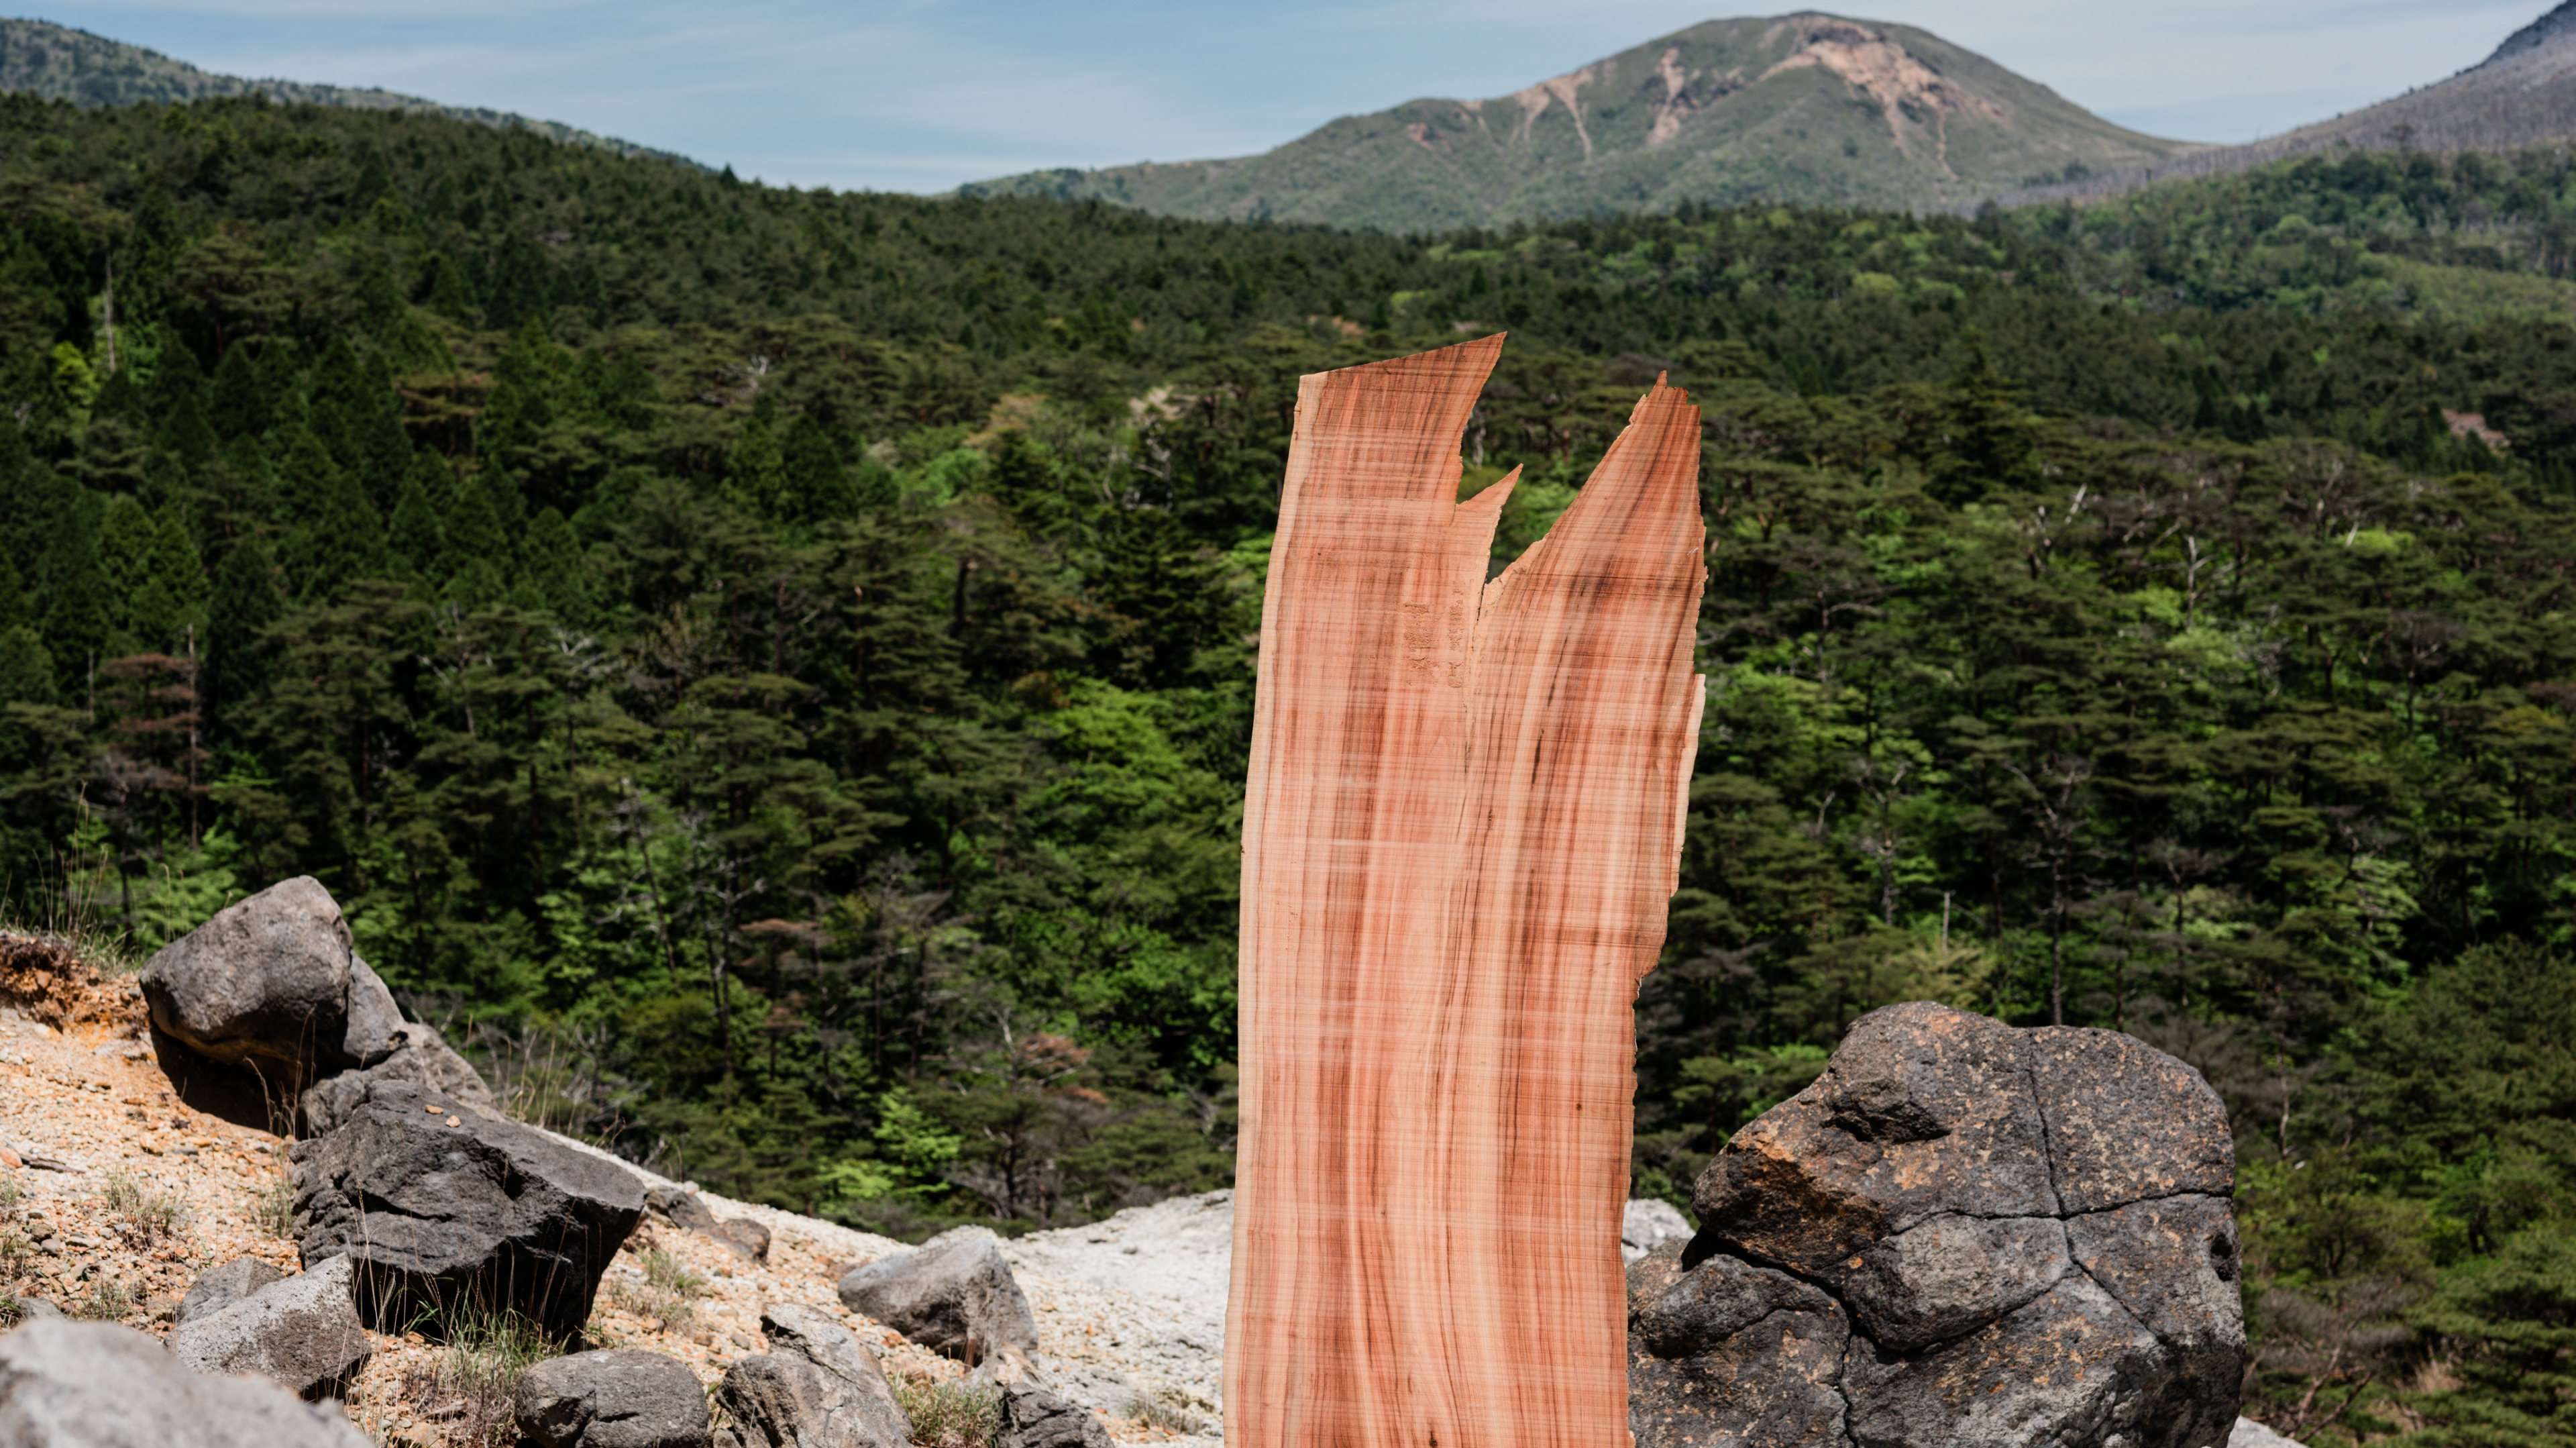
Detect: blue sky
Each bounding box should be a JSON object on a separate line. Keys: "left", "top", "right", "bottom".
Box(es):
{"left": 45, "top": 0, "right": 2553, "bottom": 193}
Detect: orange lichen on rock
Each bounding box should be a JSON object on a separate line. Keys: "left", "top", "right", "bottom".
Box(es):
{"left": 1226, "top": 334, "right": 1707, "bottom": 1448}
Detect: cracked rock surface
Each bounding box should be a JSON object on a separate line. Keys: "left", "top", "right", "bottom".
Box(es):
{"left": 1633, "top": 1001, "right": 2245, "bottom": 1448}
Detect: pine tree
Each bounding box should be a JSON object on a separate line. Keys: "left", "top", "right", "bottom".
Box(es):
{"left": 207, "top": 342, "right": 266, "bottom": 439}
{"left": 0, "top": 552, "right": 49, "bottom": 705}
{"left": 40, "top": 490, "right": 111, "bottom": 693}
{"left": 115, "top": 187, "right": 184, "bottom": 329}
{"left": 782, "top": 411, "right": 853, "bottom": 522}
{"left": 729, "top": 393, "right": 787, "bottom": 517}
{"left": 358, "top": 264, "right": 454, "bottom": 374}
{"left": 388, "top": 454, "right": 447, "bottom": 583}
{"left": 276, "top": 429, "right": 390, "bottom": 597}
{"left": 479, "top": 315, "right": 557, "bottom": 470}
{"left": 255, "top": 340, "right": 307, "bottom": 435}
{"left": 523, "top": 507, "right": 591, "bottom": 625}
{"left": 99, "top": 493, "right": 156, "bottom": 654}
{"left": 1927, "top": 327, "right": 2038, "bottom": 506}
{"left": 128, "top": 505, "right": 207, "bottom": 656}
{"left": 419, "top": 252, "right": 474, "bottom": 323}
{"left": 203, "top": 538, "right": 281, "bottom": 739}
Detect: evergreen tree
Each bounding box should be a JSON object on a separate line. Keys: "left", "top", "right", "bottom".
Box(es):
{"left": 357, "top": 264, "right": 454, "bottom": 374}
{"left": 419, "top": 252, "right": 474, "bottom": 323}
{"left": 728, "top": 393, "right": 786, "bottom": 517}
{"left": 129, "top": 505, "right": 207, "bottom": 656}
{"left": 522, "top": 507, "right": 591, "bottom": 625}
{"left": 387, "top": 455, "right": 447, "bottom": 583}
{"left": 99, "top": 493, "right": 156, "bottom": 654}
{"left": 207, "top": 341, "right": 266, "bottom": 439}
{"left": 0, "top": 553, "right": 48, "bottom": 707}
{"left": 115, "top": 187, "right": 185, "bottom": 328}
{"left": 782, "top": 411, "right": 853, "bottom": 521}
{"left": 1927, "top": 327, "right": 2038, "bottom": 505}
{"left": 254, "top": 340, "right": 306, "bottom": 435}
{"left": 479, "top": 315, "right": 557, "bottom": 469}
{"left": 203, "top": 538, "right": 281, "bottom": 738}
{"left": 276, "top": 429, "right": 390, "bottom": 596}
{"left": 38, "top": 489, "right": 111, "bottom": 688}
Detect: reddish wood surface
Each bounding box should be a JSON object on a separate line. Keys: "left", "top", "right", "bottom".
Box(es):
{"left": 1227, "top": 335, "right": 1707, "bottom": 1448}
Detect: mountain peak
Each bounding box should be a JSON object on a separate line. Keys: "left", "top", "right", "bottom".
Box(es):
{"left": 2485, "top": 0, "right": 2576, "bottom": 66}
{"left": 961, "top": 11, "right": 2194, "bottom": 229}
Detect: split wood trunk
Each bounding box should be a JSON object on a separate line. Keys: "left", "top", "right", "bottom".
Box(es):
{"left": 1227, "top": 334, "right": 1707, "bottom": 1448}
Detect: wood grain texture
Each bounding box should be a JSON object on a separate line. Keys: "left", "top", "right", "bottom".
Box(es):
{"left": 1227, "top": 333, "right": 1707, "bottom": 1448}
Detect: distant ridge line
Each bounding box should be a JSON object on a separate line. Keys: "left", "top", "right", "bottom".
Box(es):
{"left": 1990, "top": 6, "right": 2576, "bottom": 212}
{"left": 0, "top": 15, "right": 708, "bottom": 170}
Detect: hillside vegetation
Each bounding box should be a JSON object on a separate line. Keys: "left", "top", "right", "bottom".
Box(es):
{"left": 0, "top": 17, "right": 693, "bottom": 166}
{"left": 963, "top": 13, "right": 2196, "bottom": 227}
{"left": 5, "top": 90, "right": 2576, "bottom": 1441}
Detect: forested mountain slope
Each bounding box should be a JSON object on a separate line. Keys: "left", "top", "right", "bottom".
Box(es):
{"left": 2001, "top": 0, "right": 2576, "bottom": 209}
{"left": 962, "top": 13, "right": 2196, "bottom": 227}
{"left": 0, "top": 17, "right": 693, "bottom": 165}
{"left": 5, "top": 89, "right": 2576, "bottom": 1440}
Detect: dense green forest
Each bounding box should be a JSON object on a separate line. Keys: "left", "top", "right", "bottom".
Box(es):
{"left": 5, "top": 90, "right": 2576, "bottom": 1440}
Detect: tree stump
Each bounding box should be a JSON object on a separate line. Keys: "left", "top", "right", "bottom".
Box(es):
{"left": 1228, "top": 334, "right": 1707, "bottom": 1448}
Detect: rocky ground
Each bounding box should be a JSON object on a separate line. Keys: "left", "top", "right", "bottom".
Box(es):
{"left": 0, "top": 947, "right": 1210, "bottom": 1446}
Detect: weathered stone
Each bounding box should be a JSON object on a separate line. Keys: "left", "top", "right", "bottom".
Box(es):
{"left": 1694, "top": 1002, "right": 2058, "bottom": 1275}
{"left": 341, "top": 955, "right": 406, "bottom": 1068}
{"left": 1843, "top": 1274, "right": 2179, "bottom": 1448}
{"left": 174, "top": 1256, "right": 283, "bottom": 1327}
{"left": 1621, "top": 1198, "right": 1691, "bottom": 1266}
{"left": 645, "top": 1186, "right": 718, "bottom": 1233}
{"left": 837, "top": 1227, "right": 1037, "bottom": 1363}
{"left": 755, "top": 1303, "right": 910, "bottom": 1448}
{"left": 2069, "top": 1194, "right": 2248, "bottom": 1448}
{"left": 718, "top": 1350, "right": 908, "bottom": 1448}
{"left": 1626, "top": 1240, "right": 1849, "bottom": 1448}
{"left": 514, "top": 1348, "right": 712, "bottom": 1448}
{"left": 710, "top": 1219, "right": 770, "bottom": 1263}
{"left": 0, "top": 1318, "right": 371, "bottom": 1447}
{"left": 996, "top": 1381, "right": 1113, "bottom": 1448}
{"left": 140, "top": 878, "right": 357, "bottom": 1079}
{"left": 164, "top": 1256, "right": 370, "bottom": 1399}
{"left": 299, "top": 1024, "right": 494, "bottom": 1135}
{"left": 2231, "top": 1418, "right": 2304, "bottom": 1448}
{"left": 1827, "top": 1213, "right": 2070, "bottom": 1353}
{"left": 2029, "top": 1026, "right": 2234, "bottom": 1213}
{"left": 1647, "top": 1003, "right": 2247, "bottom": 1448}
{"left": 8, "top": 1296, "right": 62, "bottom": 1323}
{"left": 290, "top": 1078, "right": 643, "bottom": 1340}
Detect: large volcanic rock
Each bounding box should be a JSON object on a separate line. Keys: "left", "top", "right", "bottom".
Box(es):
{"left": 290, "top": 1078, "right": 643, "bottom": 1340}
{"left": 140, "top": 876, "right": 495, "bottom": 1127}
{"left": 1631, "top": 1002, "right": 2244, "bottom": 1448}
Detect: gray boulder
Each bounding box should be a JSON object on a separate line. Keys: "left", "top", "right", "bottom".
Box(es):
{"left": 290, "top": 1078, "right": 643, "bottom": 1340}
{"left": 0, "top": 1318, "right": 370, "bottom": 1447}
{"left": 140, "top": 878, "right": 360, "bottom": 1081}
{"left": 1633, "top": 1002, "right": 2245, "bottom": 1448}
{"left": 996, "top": 1382, "right": 1113, "bottom": 1448}
{"left": 837, "top": 1227, "right": 1038, "bottom": 1365}
{"left": 645, "top": 1186, "right": 719, "bottom": 1233}
{"left": 299, "top": 1022, "right": 494, "bottom": 1135}
{"left": 164, "top": 1255, "right": 372, "bottom": 1400}
{"left": 712, "top": 1303, "right": 910, "bottom": 1448}
{"left": 710, "top": 1219, "right": 771, "bottom": 1263}
{"left": 174, "top": 1257, "right": 284, "bottom": 1327}
{"left": 514, "top": 1348, "right": 712, "bottom": 1448}
{"left": 2231, "top": 1418, "right": 2306, "bottom": 1447}
{"left": 7, "top": 1296, "right": 62, "bottom": 1323}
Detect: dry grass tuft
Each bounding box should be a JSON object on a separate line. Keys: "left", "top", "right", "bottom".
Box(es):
{"left": 890, "top": 1371, "right": 1000, "bottom": 1448}
{"left": 99, "top": 1172, "right": 190, "bottom": 1246}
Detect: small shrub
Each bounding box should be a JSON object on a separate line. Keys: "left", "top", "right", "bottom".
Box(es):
{"left": 890, "top": 1372, "right": 999, "bottom": 1448}
{"left": 0, "top": 1231, "right": 32, "bottom": 1285}
{"left": 403, "top": 1301, "right": 556, "bottom": 1447}
{"left": 639, "top": 1246, "right": 703, "bottom": 1298}
{"left": 72, "top": 1278, "right": 133, "bottom": 1321}
{"left": 247, "top": 1168, "right": 295, "bottom": 1239}
{"left": 99, "top": 1173, "right": 189, "bottom": 1245}
{"left": 0, "top": 1173, "right": 21, "bottom": 1221}
{"left": 1127, "top": 1396, "right": 1205, "bottom": 1435}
